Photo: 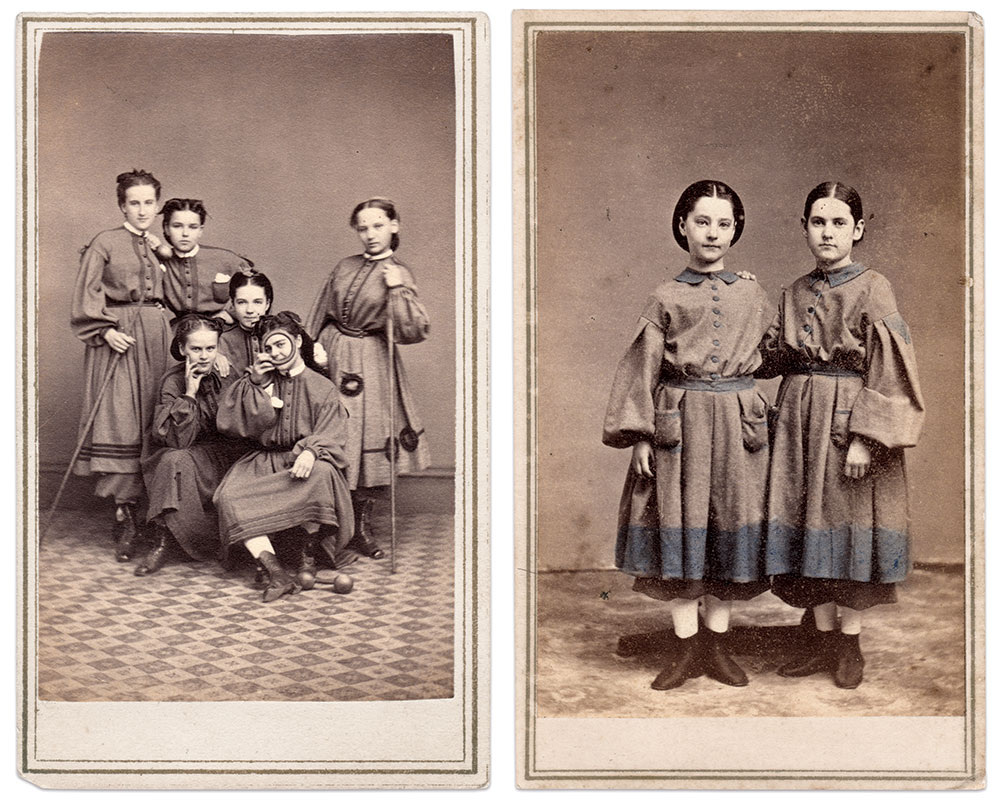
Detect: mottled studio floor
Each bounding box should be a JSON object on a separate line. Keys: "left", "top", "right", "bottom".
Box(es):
{"left": 37, "top": 508, "right": 454, "bottom": 702}
{"left": 536, "top": 568, "right": 965, "bottom": 718}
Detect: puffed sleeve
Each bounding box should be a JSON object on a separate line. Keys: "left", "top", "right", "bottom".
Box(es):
{"left": 602, "top": 295, "right": 667, "bottom": 449}
{"left": 847, "top": 278, "right": 925, "bottom": 449}
{"left": 388, "top": 265, "right": 430, "bottom": 345}
{"left": 150, "top": 371, "right": 201, "bottom": 449}
{"left": 71, "top": 233, "right": 119, "bottom": 345}
{"left": 305, "top": 270, "right": 338, "bottom": 340}
{"left": 216, "top": 374, "right": 279, "bottom": 441}
{"left": 291, "top": 385, "right": 351, "bottom": 470}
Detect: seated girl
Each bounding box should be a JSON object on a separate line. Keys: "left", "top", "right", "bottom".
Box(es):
{"left": 138, "top": 315, "right": 249, "bottom": 576}
{"left": 213, "top": 312, "right": 355, "bottom": 601}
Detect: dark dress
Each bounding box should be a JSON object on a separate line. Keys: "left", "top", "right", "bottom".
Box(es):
{"left": 306, "top": 252, "right": 430, "bottom": 490}
{"left": 71, "top": 226, "right": 171, "bottom": 497}
{"left": 218, "top": 325, "right": 259, "bottom": 377}
{"left": 213, "top": 366, "right": 355, "bottom": 548}
{"left": 603, "top": 268, "right": 774, "bottom": 601}
{"left": 759, "top": 263, "right": 924, "bottom": 609}
{"left": 142, "top": 364, "right": 249, "bottom": 559}
{"left": 161, "top": 244, "right": 252, "bottom": 318}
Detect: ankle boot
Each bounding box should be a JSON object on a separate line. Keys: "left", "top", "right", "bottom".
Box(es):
{"left": 348, "top": 498, "right": 385, "bottom": 560}
{"left": 702, "top": 629, "right": 749, "bottom": 687}
{"left": 778, "top": 628, "right": 837, "bottom": 677}
{"left": 833, "top": 633, "right": 865, "bottom": 689}
{"left": 135, "top": 522, "right": 172, "bottom": 576}
{"left": 257, "top": 551, "right": 299, "bottom": 602}
{"left": 114, "top": 504, "right": 138, "bottom": 563}
{"left": 651, "top": 633, "right": 701, "bottom": 691}
{"left": 318, "top": 527, "right": 358, "bottom": 569}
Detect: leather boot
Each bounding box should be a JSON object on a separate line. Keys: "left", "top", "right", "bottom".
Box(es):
{"left": 833, "top": 633, "right": 865, "bottom": 689}
{"left": 318, "top": 527, "right": 358, "bottom": 570}
{"left": 702, "top": 629, "right": 749, "bottom": 687}
{"left": 114, "top": 504, "right": 138, "bottom": 563}
{"left": 650, "top": 634, "right": 701, "bottom": 690}
{"left": 778, "top": 628, "right": 836, "bottom": 677}
{"left": 135, "top": 522, "right": 172, "bottom": 576}
{"left": 348, "top": 498, "right": 385, "bottom": 560}
{"left": 257, "top": 551, "right": 300, "bottom": 602}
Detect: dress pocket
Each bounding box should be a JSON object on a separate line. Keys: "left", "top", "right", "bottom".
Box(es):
{"left": 737, "top": 388, "right": 769, "bottom": 452}
{"left": 830, "top": 376, "right": 862, "bottom": 448}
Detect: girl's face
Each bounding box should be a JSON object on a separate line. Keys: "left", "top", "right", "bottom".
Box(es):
{"left": 262, "top": 330, "right": 302, "bottom": 370}
{"left": 120, "top": 184, "right": 158, "bottom": 231}
{"left": 233, "top": 284, "right": 271, "bottom": 331}
{"left": 803, "top": 197, "right": 864, "bottom": 269}
{"left": 180, "top": 327, "right": 219, "bottom": 373}
{"left": 354, "top": 208, "right": 398, "bottom": 256}
{"left": 678, "top": 196, "right": 736, "bottom": 268}
{"left": 166, "top": 209, "right": 204, "bottom": 253}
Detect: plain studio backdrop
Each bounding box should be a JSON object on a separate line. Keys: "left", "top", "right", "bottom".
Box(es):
{"left": 36, "top": 31, "right": 457, "bottom": 482}
{"left": 533, "top": 30, "right": 966, "bottom": 569}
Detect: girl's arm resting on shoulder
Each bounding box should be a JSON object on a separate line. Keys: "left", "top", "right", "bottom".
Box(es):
{"left": 602, "top": 312, "right": 664, "bottom": 449}
{"left": 848, "top": 307, "right": 925, "bottom": 450}
{"left": 215, "top": 374, "right": 278, "bottom": 440}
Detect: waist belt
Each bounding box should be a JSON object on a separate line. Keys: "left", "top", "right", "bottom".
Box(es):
{"left": 107, "top": 299, "right": 164, "bottom": 307}
{"left": 661, "top": 375, "right": 754, "bottom": 392}
{"left": 789, "top": 364, "right": 862, "bottom": 378}
{"left": 332, "top": 319, "right": 377, "bottom": 339}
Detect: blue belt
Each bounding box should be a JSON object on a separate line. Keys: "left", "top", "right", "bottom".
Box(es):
{"left": 661, "top": 375, "right": 754, "bottom": 392}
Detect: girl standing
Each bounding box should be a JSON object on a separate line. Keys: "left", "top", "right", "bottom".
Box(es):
{"left": 213, "top": 312, "right": 355, "bottom": 602}
{"left": 219, "top": 271, "right": 274, "bottom": 376}
{"left": 157, "top": 197, "right": 254, "bottom": 321}
{"left": 761, "top": 182, "right": 924, "bottom": 689}
{"left": 603, "top": 181, "right": 773, "bottom": 690}
{"left": 306, "top": 198, "right": 430, "bottom": 562}
{"left": 71, "top": 169, "right": 172, "bottom": 561}
{"left": 138, "top": 315, "right": 248, "bottom": 576}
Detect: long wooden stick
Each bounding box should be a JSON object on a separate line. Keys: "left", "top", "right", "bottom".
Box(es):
{"left": 387, "top": 313, "right": 397, "bottom": 574}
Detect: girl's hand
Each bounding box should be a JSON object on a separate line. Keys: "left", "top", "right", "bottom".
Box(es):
{"left": 383, "top": 263, "right": 404, "bottom": 288}
{"left": 213, "top": 309, "right": 235, "bottom": 325}
{"left": 248, "top": 351, "right": 275, "bottom": 385}
{"left": 631, "top": 440, "right": 655, "bottom": 479}
{"left": 103, "top": 328, "right": 136, "bottom": 354}
{"left": 844, "top": 437, "right": 872, "bottom": 479}
{"left": 736, "top": 270, "right": 757, "bottom": 281}
{"left": 313, "top": 341, "right": 329, "bottom": 368}
{"left": 289, "top": 449, "right": 316, "bottom": 480}
{"left": 214, "top": 352, "right": 232, "bottom": 378}
{"left": 185, "top": 357, "right": 207, "bottom": 396}
{"left": 145, "top": 232, "right": 164, "bottom": 251}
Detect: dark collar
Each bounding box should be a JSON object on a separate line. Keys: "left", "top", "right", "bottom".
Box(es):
{"left": 674, "top": 268, "right": 739, "bottom": 285}
{"left": 810, "top": 262, "right": 867, "bottom": 288}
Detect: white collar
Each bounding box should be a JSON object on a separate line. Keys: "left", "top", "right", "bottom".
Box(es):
{"left": 278, "top": 362, "right": 306, "bottom": 378}
{"left": 176, "top": 244, "right": 200, "bottom": 258}
{"left": 123, "top": 221, "right": 148, "bottom": 237}
{"left": 364, "top": 249, "right": 394, "bottom": 261}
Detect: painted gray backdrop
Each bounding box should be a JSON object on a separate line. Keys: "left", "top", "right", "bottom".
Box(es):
{"left": 534, "top": 30, "right": 967, "bottom": 569}
{"left": 37, "top": 32, "right": 457, "bottom": 487}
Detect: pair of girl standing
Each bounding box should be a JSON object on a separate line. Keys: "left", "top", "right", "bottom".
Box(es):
{"left": 604, "top": 180, "right": 924, "bottom": 691}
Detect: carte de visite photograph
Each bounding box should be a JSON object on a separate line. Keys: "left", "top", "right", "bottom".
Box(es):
{"left": 16, "top": 12, "right": 489, "bottom": 789}
{"left": 514, "top": 9, "right": 983, "bottom": 789}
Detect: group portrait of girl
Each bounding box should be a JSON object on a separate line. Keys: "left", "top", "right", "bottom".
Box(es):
{"left": 604, "top": 179, "right": 924, "bottom": 691}
{"left": 69, "top": 168, "right": 430, "bottom": 603}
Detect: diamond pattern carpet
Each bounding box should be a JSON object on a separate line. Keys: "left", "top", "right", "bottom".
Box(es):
{"left": 37, "top": 509, "right": 455, "bottom": 702}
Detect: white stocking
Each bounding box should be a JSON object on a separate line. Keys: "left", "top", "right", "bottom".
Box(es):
{"left": 670, "top": 598, "right": 699, "bottom": 639}
{"left": 703, "top": 595, "right": 732, "bottom": 633}
{"left": 839, "top": 606, "right": 863, "bottom": 635}
{"left": 244, "top": 535, "right": 275, "bottom": 560}
{"left": 813, "top": 601, "right": 838, "bottom": 632}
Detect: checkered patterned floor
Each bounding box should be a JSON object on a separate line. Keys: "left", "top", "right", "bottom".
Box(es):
{"left": 37, "top": 509, "right": 455, "bottom": 702}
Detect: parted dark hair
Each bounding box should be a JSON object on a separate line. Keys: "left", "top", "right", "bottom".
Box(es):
{"left": 229, "top": 270, "right": 274, "bottom": 306}
{"left": 802, "top": 181, "right": 865, "bottom": 244}
{"left": 169, "top": 314, "right": 223, "bottom": 361}
{"left": 350, "top": 197, "right": 400, "bottom": 252}
{"left": 671, "top": 180, "right": 745, "bottom": 252}
{"left": 116, "top": 169, "right": 162, "bottom": 205}
{"left": 254, "top": 311, "right": 322, "bottom": 373}
{"left": 161, "top": 198, "right": 208, "bottom": 245}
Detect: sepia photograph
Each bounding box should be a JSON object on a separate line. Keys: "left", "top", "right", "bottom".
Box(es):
{"left": 514, "top": 9, "right": 983, "bottom": 789}
{"left": 16, "top": 12, "right": 489, "bottom": 789}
